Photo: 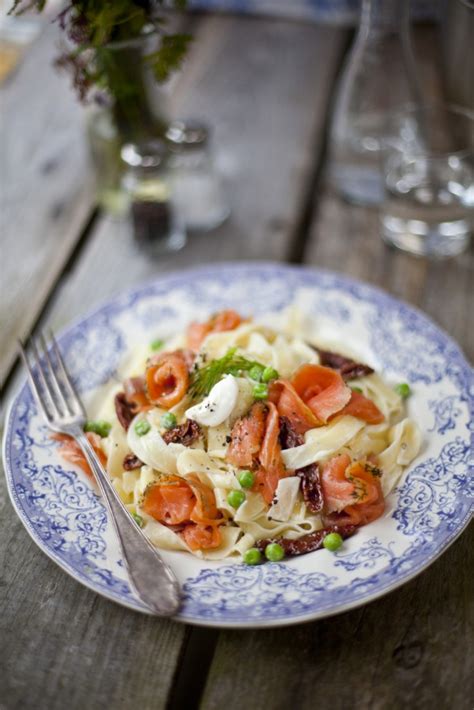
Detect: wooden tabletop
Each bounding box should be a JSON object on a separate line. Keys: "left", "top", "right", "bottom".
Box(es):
{"left": 1, "top": 14, "right": 472, "bottom": 710}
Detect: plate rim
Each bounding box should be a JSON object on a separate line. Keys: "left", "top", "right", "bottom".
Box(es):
{"left": 3, "top": 261, "right": 473, "bottom": 628}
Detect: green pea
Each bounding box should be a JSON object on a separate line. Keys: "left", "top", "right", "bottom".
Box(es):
{"left": 253, "top": 382, "right": 269, "bottom": 400}
{"left": 323, "top": 532, "right": 343, "bottom": 552}
{"left": 243, "top": 548, "right": 262, "bottom": 565}
{"left": 395, "top": 383, "right": 411, "bottom": 399}
{"left": 161, "top": 412, "right": 177, "bottom": 430}
{"left": 134, "top": 419, "right": 151, "bottom": 436}
{"left": 265, "top": 542, "right": 284, "bottom": 562}
{"left": 238, "top": 470, "right": 255, "bottom": 488}
{"left": 227, "top": 489, "right": 246, "bottom": 509}
{"left": 150, "top": 338, "right": 165, "bottom": 351}
{"left": 262, "top": 366, "right": 279, "bottom": 383}
{"left": 351, "top": 386, "right": 363, "bottom": 394}
{"left": 132, "top": 513, "right": 144, "bottom": 528}
{"left": 249, "top": 364, "right": 264, "bottom": 382}
{"left": 84, "top": 420, "right": 111, "bottom": 438}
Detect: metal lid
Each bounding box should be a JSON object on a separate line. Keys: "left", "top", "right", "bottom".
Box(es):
{"left": 121, "top": 140, "right": 169, "bottom": 169}
{"left": 166, "top": 120, "right": 209, "bottom": 150}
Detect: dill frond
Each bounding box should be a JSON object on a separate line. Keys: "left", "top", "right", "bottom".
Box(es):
{"left": 189, "top": 348, "right": 264, "bottom": 399}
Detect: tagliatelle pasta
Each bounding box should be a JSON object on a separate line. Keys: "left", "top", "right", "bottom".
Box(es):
{"left": 71, "top": 308, "right": 422, "bottom": 563}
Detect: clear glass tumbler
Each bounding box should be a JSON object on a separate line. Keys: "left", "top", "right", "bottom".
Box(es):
{"left": 382, "top": 104, "right": 474, "bottom": 258}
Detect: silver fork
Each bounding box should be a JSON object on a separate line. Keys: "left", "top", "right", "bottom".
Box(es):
{"left": 19, "top": 333, "right": 180, "bottom": 616}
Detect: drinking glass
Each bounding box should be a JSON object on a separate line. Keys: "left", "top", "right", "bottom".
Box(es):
{"left": 381, "top": 104, "right": 474, "bottom": 258}
{"left": 121, "top": 141, "right": 186, "bottom": 256}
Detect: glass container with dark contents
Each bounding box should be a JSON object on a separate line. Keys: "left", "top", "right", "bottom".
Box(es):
{"left": 121, "top": 141, "right": 186, "bottom": 255}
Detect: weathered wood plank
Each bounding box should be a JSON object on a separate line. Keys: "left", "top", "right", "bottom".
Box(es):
{"left": 200, "top": 189, "right": 474, "bottom": 709}
{"left": 1, "top": 22, "right": 95, "bottom": 385}
{"left": 303, "top": 21, "right": 474, "bottom": 361}
{"left": 39, "top": 18, "right": 349, "bottom": 326}
{"left": 0, "top": 506, "right": 186, "bottom": 710}
{"left": 201, "top": 528, "right": 473, "bottom": 710}
{"left": 1, "top": 15, "right": 349, "bottom": 710}
{"left": 201, "top": 25, "right": 474, "bottom": 710}
{"left": 304, "top": 188, "right": 474, "bottom": 362}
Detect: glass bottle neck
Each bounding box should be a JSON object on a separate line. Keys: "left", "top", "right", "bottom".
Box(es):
{"left": 360, "top": 0, "right": 410, "bottom": 33}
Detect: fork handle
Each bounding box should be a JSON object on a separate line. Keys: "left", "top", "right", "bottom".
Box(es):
{"left": 75, "top": 431, "right": 181, "bottom": 616}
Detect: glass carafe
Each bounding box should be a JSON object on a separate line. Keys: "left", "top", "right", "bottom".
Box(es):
{"left": 328, "top": 0, "right": 421, "bottom": 205}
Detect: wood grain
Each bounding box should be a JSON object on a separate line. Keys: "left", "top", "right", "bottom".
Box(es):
{"left": 0, "top": 23, "right": 95, "bottom": 386}
{"left": 0, "top": 15, "right": 349, "bottom": 710}
{"left": 38, "top": 17, "right": 349, "bottom": 329}
{"left": 201, "top": 25, "right": 474, "bottom": 710}
{"left": 0, "top": 503, "right": 186, "bottom": 710}
{"left": 305, "top": 188, "right": 474, "bottom": 361}
{"left": 201, "top": 528, "right": 473, "bottom": 710}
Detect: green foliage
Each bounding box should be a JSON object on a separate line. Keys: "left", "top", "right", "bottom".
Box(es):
{"left": 9, "top": 0, "right": 192, "bottom": 103}
{"left": 146, "top": 33, "right": 193, "bottom": 83}
{"left": 189, "top": 348, "right": 267, "bottom": 400}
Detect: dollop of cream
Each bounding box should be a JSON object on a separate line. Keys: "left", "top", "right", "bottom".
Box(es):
{"left": 185, "top": 375, "right": 239, "bottom": 427}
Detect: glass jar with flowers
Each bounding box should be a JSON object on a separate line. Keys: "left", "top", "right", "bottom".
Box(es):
{"left": 10, "top": 0, "right": 192, "bottom": 210}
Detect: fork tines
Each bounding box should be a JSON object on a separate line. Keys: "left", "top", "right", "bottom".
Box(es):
{"left": 18, "top": 333, "right": 84, "bottom": 424}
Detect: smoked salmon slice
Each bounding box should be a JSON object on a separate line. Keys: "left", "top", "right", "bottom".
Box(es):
{"left": 52, "top": 432, "right": 107, "bottom": 479}
{"left": 291, "top": 364, "right": 352, "bottom": 423}
{"left": 320, "top": 454, "right": 385, "bottom": 526}
{"left": 337, "top": 390, "right": 384, "bottom": 424}
{"left": 187, "top": 309, "right": 244, "bottom": 351}
{"left": 320, "top": 453, "right": 354, "bottom": 512}
{"left": 269, "top": 380, "right": 320, "bottom": 435}
{"left": 142, "top": 476, "right": 195, "bottom": 525}
{"left": 142, "top": 474, "right": 224, "bottom": 550}
{"left": 146, "top": 350, "right": 189, "bottom": 409}
{"left": 253, "top": 402, "right": 288, "bottom": 504}
{"left": 226, "top": 401, "right": 267, "bottom": 467}
{"left": 181, "top": 523, "right": 222, "bottom": 550}
{"left": 186, "top": 473, "right": 221, "bottom": 523}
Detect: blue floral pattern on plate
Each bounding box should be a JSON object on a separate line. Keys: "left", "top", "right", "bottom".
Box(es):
{"left": 3, "top": 263, "right": 473, "bottom": 627}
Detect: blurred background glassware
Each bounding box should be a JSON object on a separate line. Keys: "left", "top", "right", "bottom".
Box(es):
{"left": 440, "top": 0, "right": 474, "bottom": 112}
{"left": 381, "top": 104, "right": 474, "bottom": 258}
{"left": 328, "top": 0, "right": 421, "bottom": 206}
{"left": 166, "top": 120, "right": 230, "bottom": 231}
{"left": 86, "top": 104, "right": 126, "bottom": 214}
{"left": 121, "top": 140, "right": 186, "bottom": 256}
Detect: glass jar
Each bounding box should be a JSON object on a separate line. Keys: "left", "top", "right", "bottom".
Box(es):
{"left": 166, "top": 120, "right": 230, "bottom": 231}
{"left": 328, "top": 0, "right": 422, "bottom": 205}
{"left": 85, "top": 29, "right": 169, "bottom": 214}
{"left": 121, "top": 141, "right": 186, "bottom": 255}
{"left": 86, "top": 104, "right": 125, "bottom": 215}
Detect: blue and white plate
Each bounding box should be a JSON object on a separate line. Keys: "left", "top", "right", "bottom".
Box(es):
{"left": 3, "top": 263, "right": 473, "bottom": 628}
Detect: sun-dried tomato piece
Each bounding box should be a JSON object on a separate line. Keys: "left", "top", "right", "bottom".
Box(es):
{"left": 162, "top": 419, "right": 202, "bottom": 446}
{"left": 278, "top": 416, "right": 304, "bottom": 450}
{"left": 115, "top": 392, "right": 136, "bottom": 431}
{"left": 255, "top": 524, "right": 356, "bottom": 557}
{"left": 123, "top": 453, "right": 143, "bottom": 470}
{"left": 296, "top": 463, "right": 323, "bottom": 514}
{"left": 314, "top": 347, "right": 374, "bottom": 380}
